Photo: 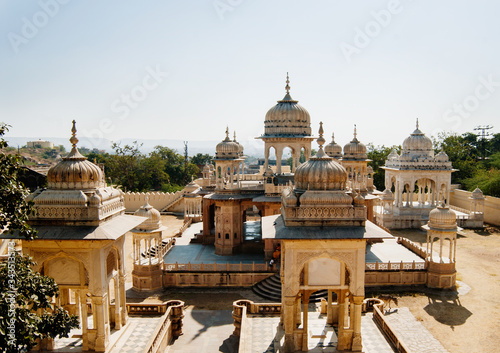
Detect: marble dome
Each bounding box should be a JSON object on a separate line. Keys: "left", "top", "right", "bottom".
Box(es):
{"left": 134, "top": 199, "right": 162, "bottom": 231}
{"left": 47, "top": 121, "right": 105, "bottom": 190}
{"left": 215, "top": 127, "right": 240, "bottom": 159}
{"left": 343, "top": 126, "right": 367, "bottom": 160}
{"left": 294, "top": 123, "right": 347, "bottom": 191}
{"left": 428, "top": 205, "right": 457, "bottom": 230}
{"left": 324, "top": 132, "right": 342, "bottom": 159}
{"left": 263, "top": 74, "right": 311, "bottom": 137}
{"left": 401, "top": 120, "right": 434, "bottom": 159}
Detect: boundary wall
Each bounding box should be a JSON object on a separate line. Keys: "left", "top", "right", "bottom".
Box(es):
{"left": 450, "top": 189, "right": 500, "bottom": 226}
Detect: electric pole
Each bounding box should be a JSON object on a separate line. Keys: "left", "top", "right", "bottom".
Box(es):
{"left": 474, "top": 125, "right": 493, "bottom": 160}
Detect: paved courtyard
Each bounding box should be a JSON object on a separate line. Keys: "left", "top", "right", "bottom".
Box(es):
{"left": 165, "top": 223, "right": 425, "bottom": 265}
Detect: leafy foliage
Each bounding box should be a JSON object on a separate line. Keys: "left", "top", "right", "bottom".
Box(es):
{"left": 367, "top": 144, "right": 398, "bottom": 191}
{"left": 434, "top": 131, "right": 500, "bottom": 196}
{"left": 0, "top": 124, "right": 37, "bottom": 240}
{"left": 86, "top": 143, "right": 200, "bottom": 192}
{"left": 0, "top": 252, "right": 79, "bottom": 353}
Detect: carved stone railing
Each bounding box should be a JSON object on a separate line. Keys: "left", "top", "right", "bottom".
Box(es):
{"left": 133, "top": 300, "right": 184, "bottom": 353}
{"left": 397, "top": 237, "right": 428, "bottom": 259}
{"left": 371, "top": 299, "right": 410, "bottom": 353}
{"left": 365, "top": 261, "right": 426, "bottom": 271}
{"left": 232, "top": 299, "right": 282, "bottom": 350}
{"left": 174, "top": 218, "right": 192, "bottom": 237}
{"left": 164, "top": 261, "right": 269, "bottom": 272}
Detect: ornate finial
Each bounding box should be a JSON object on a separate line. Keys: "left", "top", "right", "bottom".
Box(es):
{"left": 354, "top": 124, "right": 357, "bottom": 139}
{"left": 233, "top": 131, "right": 237, "bottom": 142}
{"left": 416, "top": 118, "right": 419, "bottom": 130}
{"left": 285, "top": 72, "right": 290, "bottom": 94}
{"left": 331, "top": 132, "right": 335, "bottom": 142}
{"left": 315, "top": 122, "right": 327, "bottom": 158}
{"left": 224, "top": 126, "right": 230, "bottom": 141}
{"left": 69, "top": 120, "right": 79, "bottom": 148}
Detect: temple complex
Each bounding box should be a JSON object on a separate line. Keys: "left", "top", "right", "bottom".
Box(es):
{"left": 1, "top": 74, "right": 495, "bottom": 353}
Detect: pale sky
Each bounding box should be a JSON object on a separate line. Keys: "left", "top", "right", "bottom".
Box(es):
{"left": 1, "top": 0, "right": 499, "bottom": 154}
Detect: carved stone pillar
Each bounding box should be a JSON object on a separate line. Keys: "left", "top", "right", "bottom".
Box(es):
{"left": 79, "top": 290, "right": 89, "bottom": 351}
{"left": 283, "top": 296, "right": 296, "bottom": 352}
{"left": 352, "top": 295, "right": 364, "bottom": 351}
{"left": 119, "top": 274, "right": 128, "bottom": 326}
{"left": 92, "top": 295, "right": 107, "bottom": 352}
{"left": 114, "top": 276, "right": 121, "bottom": 330}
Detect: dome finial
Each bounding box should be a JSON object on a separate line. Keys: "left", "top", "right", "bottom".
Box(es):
{"left": 354, "top": 124, "right": 357, "bottom": 140}
{"left": 315, "top": 122, "right": 327, "bottom": 158}
{"left": 224, "top": 126, "right": 231, "bottom": 141}
{"left": 416, "top": 118, "right": 419, "bottom": 130}
{"left": 233, "top": 131, "right": 237, "bottom": 142}
{"left": 70, "top": 120, "right": 79, "bottom": 148}
{"left": 285, "top": 72, "right": 290, "bottom": 94}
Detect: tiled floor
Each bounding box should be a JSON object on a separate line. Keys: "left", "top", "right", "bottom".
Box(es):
{"left": 241, "top": 310, "right": 395, "bottom": 353}
{"left": 167, "top": 223, "right": 426, "bottom": 266}
{"left": 109, "top": 317, "right": 162, "bottom": 353}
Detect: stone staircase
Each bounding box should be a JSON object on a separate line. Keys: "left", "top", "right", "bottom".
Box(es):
{"left": 252, "top": 274, "right": 328, "bottom": 303}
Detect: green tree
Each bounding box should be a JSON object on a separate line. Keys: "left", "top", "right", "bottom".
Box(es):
{"left": 190, "top": 153, "right": 213, "bottom": 166}
{"left": 0, "top": 252, "right": 79, "bottom": 353}
{"left": 463, "top": 168, "right": 500, "bottom": 198}
{"left": 434, "top": 132, "right": 480, "bottom": 184}
{"left": 0, "top": 124, "right": 37, "bottom": 240}
{"left": 367, "top": 144, "right": 397, "bottom": 190}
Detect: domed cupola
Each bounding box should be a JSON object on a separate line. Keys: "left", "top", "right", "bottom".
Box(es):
{"left": 325, "top": 132, "right": 343, "bottom": 159}
{"left": 401, "top": 119, "right": 434, "bottom": 160}
{"left": 428, "top": 204, "right": 457, "bottom": 230}
{"left": 387, "top": 148, "right": 399, "bottom": 161}
{"left": 133, "top": 199, "right": 162, "bottom": 231}
{"left": 471, "top": 187, "right": 485, "bottom": 200}
{"left": 343, "top": 125, "right": 367, "bottom": 160}
{"left": 232, "top": 131, "right": 244, "bottom": 157}
{"left": 263, "top": 73, "right": 311, "bottom": 137}
{"left": 435, "top": 150, "right": 449, "bottom": 162}
{"left": 281, "top": 122, "right": 367, "bottom": 227}
{"left": 294, "top": 122, "right": 348, "bottom": 191}
{"left": 215, "top": 127, "right": 240, "bottom": 159}
{"left": 47, "top": 120, "right": 105, "bottom": 190}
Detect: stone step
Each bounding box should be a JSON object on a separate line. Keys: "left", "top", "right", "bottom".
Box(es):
{"left": 252, "top": 274, "right": 328, "bottom": 303}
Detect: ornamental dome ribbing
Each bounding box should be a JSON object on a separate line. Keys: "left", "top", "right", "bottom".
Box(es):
{"left": 325, "top": 132, "right": 342, "bottom": 159}
{"left": 215, "top": 127, "right": 240, "bottom": 159}
{"left": 343, "top": 126, "right": 367, "bottom": 160}
{"left": 428, "top": 205, "right": 457, "bottom": 230}
{"left": 401, "top": 120, "right": 434, "bottom": 159}
{"left": 294, "top": 123, "right": 347, "bottom": 191}
{"left": 47, "top": 121, "right": 105, "bottom": 190}
{"left": 263, "top": 74, "right": 311, "bottom": 137}
{"left": 134, "top": 200, "right": 162, "bottom": 231}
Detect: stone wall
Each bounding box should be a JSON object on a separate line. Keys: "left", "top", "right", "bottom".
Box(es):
{"left": 450, "top": 189, "right": 500, "bottom": 226}
{"left": 123, "top": 191, "right": 184, "bottom": 213}
{"left": 163, "top": 272, "right": 273, "bottom": 287}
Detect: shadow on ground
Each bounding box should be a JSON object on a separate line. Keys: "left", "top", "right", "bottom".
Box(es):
{"left": 423, "top": 292, "right": 472, "bottom": 330}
